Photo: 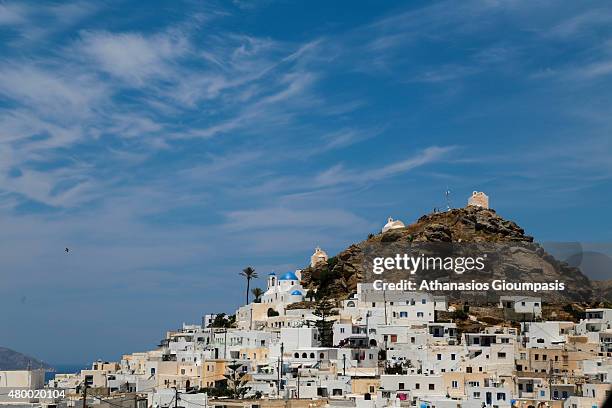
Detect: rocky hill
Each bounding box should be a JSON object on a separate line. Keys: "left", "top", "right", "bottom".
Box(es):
{"left": 301, "top": 206, "right": 601, "bottom": 304}
{"left": 0, "top": 347, "right": 52, "bottom": 370}
{"left": 593, "top": 280, "right": 612, "bottom": 304}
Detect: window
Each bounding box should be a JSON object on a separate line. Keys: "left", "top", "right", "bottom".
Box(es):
{"left": 302, "top": 353, "right": 307, "bottom": 358}
{"left": 294, "top": 353, "right": 299, "bottom": 358}
{"left": 429, "top": 384, "right": 435, "bottom": 390}
{"left": 340, "top": 328, "right": 345, "bottom": 333}
{"left": 411, "top": 337, "right": 415, "bottom": 344}
{"left": 466, "top": 367, "right": 472, "bottom": 373}
{"left": 534, "top": 354, "right": 539, "bottom": 360}
{"left": 310, "top": 353, "right": 315, "bottom": 358}
{"left": 415, "top": 383, "right": 420, "bottom": 389}
{"left": 390, "top": 335, "right": 397, "bottom": 342}
{"left": 398, "top": 383, "right": 404, "bottom": 390}
{"left": 474, "top": 392, "right": 480, "bottom": 398}
{"left": 498, "top": 352, "right": 506, "bottom": 358}
{"left": 451, "top": 354, "right": 456, "bottom": 360}
{"left": 534, "top": 303, "right": 539, "bottom": 307}
{"left": 320, "top": 353, "right": 325, "bottom": 359}
{"left": 400, "top": 312, "right": 408, "bottom": 318}
{"left": 497, "top": 393, "right": 506, "bottom": 401}
{"left": 437, "top": 354, "right": 442, "bottom": 360}
{"left": 521, "top": 301, "right": 526, "bottom": 306}
{"left": 451, "top": 381, "right": 458, "bottom": 388}
{"left": 417, "top": 312, "right": 424, "bottom": 318}
{"left": 537, "top": 339, "right": 545, "bottom": 343}
{"left": 422, "top": 299, "right": 426, "bottom": 304}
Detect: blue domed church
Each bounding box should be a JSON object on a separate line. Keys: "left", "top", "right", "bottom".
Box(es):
{"left": 260, "top": 270, "right": 306, "bottom": 311}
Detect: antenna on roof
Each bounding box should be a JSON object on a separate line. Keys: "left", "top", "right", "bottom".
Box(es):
{"left": 444, "top": 187, "right": 452, "bottom": 211}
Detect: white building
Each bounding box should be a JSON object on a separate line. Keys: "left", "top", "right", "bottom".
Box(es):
{"left": 0, "top": 369, "right": 46, "bottom": 405}
{"left": 261, "top": 271, "right": 306, "bottom": 315}
{"left": 576, "top": 309, "right": 612, "bottom": 341}
{"left": 382, "top": 217, "right": 405, "bottom": 233}
{"left": 311, "top": 247, "right": 329, "bottom": 267}
{"left": 521, "top": 321, "right": 574, "bottom": 349}
{"left": 467, "top": 191, "right": 489, "bottom": 209}
{"left": 500, "top": 296, "right": 542, "bottom": 320}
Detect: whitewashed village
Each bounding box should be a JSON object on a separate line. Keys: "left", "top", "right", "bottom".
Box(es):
{"left": 1, "top": 193, "right": 611, "bottom": 408}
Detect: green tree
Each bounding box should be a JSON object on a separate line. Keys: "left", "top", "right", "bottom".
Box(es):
{"left": 240, "top": 266, "right": 258, "bottom": 304}
{"left": 251, "top": 287, "right": 264, "bottom": 303}
{"left": 224, "top": 360, "right": 251, "bottom": 399}
{"left": 208, "top": 313, "right": 236, "bottom": 328}
{"left": 306, "top": 289, "right": 316, "bottom": 301}
{"left": 310, "top": 297, "right": 338, "bottom": 347}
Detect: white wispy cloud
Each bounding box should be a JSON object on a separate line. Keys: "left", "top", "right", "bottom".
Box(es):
{"left": 322, "top": 128, "right": 383, "bottom": 150}
{"left": 547, "top": 8, "right": 612, "bottom": 38}
{"left": 0, "top": 1, "right": 98, "bottom": 43}
{"left": 223, "top": 207, "right": 370, "bottom": 231}
{"left": 314, "top": 146, "right": 455, "bottom": 187}
{"left": 0, "top": 2, "right": 27, "bottom": 25}
{"left": 77, "top": 30, "right": 191, "bottom": 84}
{"left": 0, "top": 64, "right": 107, "bottom": 118}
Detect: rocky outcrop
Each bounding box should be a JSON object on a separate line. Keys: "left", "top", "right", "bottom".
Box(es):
{"left": 592, "top": 280, "right": 612, "bottom": 304}
{"left": 301, "top": 206, "right": 597, "bottom": 303}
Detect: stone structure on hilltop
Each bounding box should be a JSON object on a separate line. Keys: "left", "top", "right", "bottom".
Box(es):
{"left": 468, "top": 191, "right": 489, "bottom": 209}
{"left": 382, "top": 217, "right": 405, "bottom": 233}
{"left": 310, "top": 247, "right": 328, "bottom": 268}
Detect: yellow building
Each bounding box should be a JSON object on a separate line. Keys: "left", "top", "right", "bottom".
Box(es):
{"left": 351, "top": 378, "right": 380, "bottom": 395}
{"left": 442, "top": 372, "right": 489, "bottom": 399}
{"left": 201, "top": 360, "right": 227, "bottom": 388}
{"left": 516, "top": 348, "right": 597, "bottom": 375}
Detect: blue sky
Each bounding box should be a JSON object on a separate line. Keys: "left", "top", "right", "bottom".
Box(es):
{"left": 1, "top": 0, "right": 611, "bottom": 365}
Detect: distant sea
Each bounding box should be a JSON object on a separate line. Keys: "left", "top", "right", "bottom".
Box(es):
{"left": 45, "top": 364, "right": 89, "bottom": 383}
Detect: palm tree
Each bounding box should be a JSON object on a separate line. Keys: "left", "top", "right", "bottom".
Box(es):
{"left": 240, "top": 266, "right": 258, "bottom": 304}
{"left": 251, "top": 287, "right": 264, "bottom": 303}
